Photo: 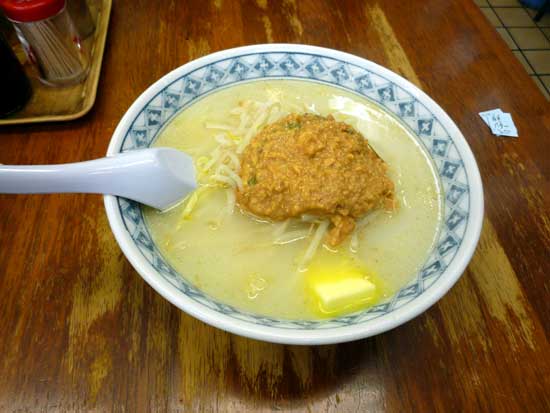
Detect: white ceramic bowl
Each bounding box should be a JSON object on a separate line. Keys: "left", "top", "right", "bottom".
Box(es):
{"left": 104, "top": 44, "right": 483, "bottom": 345}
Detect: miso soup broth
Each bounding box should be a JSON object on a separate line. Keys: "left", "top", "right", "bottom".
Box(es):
{"left": 144, "top": 80, "right": 442, "bottom": 320}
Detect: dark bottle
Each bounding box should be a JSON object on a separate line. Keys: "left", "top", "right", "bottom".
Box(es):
{"left": 0, "top": 33, "right": 32, "bottom": 117}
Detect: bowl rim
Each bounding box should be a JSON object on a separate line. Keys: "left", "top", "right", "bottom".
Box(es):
{"left": 104, "top": 43, "right": 484, "bottom": 345}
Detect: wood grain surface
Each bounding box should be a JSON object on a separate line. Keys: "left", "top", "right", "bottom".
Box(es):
{"left": 1, "top": 0, "right": 549, "bottom": 411}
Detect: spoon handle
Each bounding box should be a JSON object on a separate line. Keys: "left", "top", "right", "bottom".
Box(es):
{"left": 0, "top": 148, "right": 197, "bottom": 210}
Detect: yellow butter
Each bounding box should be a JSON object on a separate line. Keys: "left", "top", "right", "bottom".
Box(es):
{"left": 312, "top": 277, "right": 376, "bottom": 313}
{"left": 305, "top": 252, "right": 382, "bottom": 316}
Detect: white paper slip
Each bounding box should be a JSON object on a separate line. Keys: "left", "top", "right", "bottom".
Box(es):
{"left": 479, "top": 109, "right": 518, "bottom": 138}
{"left": 479, "top": 108, "right": 502, "bottom": 126}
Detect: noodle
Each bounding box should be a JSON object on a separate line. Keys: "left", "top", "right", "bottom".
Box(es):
{"left": 216, "top": 164, "right": 243, "bottom": 190}
{"left": 202, "top": 147, "right": 222, "bottom": 173}
{"left": 273, "top": 219, "right": 290, "bottom": 237}
{"left": 177, "top": 186, "right": 210, "bottom": 227}
{"left": 225, "top": 188, "right": 236, "bottom": 214}
{"left": 236, "top": 100, "right": 278, "bottom": 153}
{"left": 301, "top": 220, "right": 330, "bottom": 268}
{"left": 350, "top": 231, "right": 359, "bottom": 253}
{"left": 215, "top": 133, "right": 233, "bottom": 147}
{"left": 210, "top": 174, "right": 237, "bottom": 188}
{"left": 223, "top": 151, "right": 240, "bottom": 170}
{"left": 274, "top": 229, "right": 310, "bottom": 245}
{"left": 349, "top": 211, "right": 381, "bottom": 253}
{"left": 234, "top": 112, "right": 250, "bottom": 136}
{"left": 238, "top": 109, "right": 267, "bottom": 152}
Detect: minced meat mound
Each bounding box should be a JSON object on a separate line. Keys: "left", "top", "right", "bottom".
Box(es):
{"left": 237, "top": 113, "right": 396, "bottom": 246}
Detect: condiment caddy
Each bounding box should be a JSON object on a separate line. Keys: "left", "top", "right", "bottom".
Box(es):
{"left": 0, "top": 0, "right": 111, "bottom": 125}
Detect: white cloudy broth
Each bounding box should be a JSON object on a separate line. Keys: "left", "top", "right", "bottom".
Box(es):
{"left": 144, "top": 80, "right": 442, "bottom": 320}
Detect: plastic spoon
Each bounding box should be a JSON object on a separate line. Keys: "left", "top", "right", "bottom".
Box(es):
{"left": 0, "top": 148, "right": 197, "bottom": 210}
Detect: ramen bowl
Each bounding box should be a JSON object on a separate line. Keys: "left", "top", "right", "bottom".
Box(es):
{"left": 104, "top": 44, "right": 483, "bottom": 345}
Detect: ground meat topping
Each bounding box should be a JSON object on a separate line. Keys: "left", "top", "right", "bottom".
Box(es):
{"left": 237, "top": 113, "right": 396, "bottom": 245}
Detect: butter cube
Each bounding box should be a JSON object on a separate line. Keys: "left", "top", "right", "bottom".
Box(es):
{"left": 312, "top": 277, "right": 376, "bottom": 314}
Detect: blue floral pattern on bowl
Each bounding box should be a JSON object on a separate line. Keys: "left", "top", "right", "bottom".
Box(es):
{"left": 115, "top": 52, "right": 469, "bottom": 329}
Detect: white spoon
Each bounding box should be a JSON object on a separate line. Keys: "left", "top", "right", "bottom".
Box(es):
{"left": 0, "top": 148, "right": 197, "bottom": 210}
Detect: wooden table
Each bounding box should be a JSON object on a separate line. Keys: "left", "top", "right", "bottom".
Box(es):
{"left": 1, "top": 1, "right": 549, "bottom": 411}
